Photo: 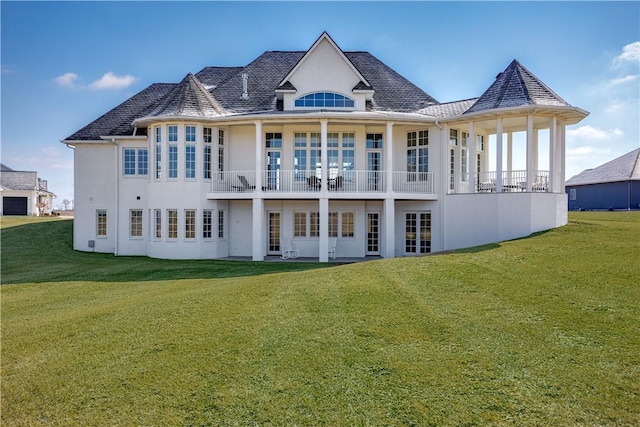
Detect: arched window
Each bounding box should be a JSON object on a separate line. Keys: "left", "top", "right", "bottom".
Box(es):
{"left": 294, "top": 92, "right": 355, "bottom": 108}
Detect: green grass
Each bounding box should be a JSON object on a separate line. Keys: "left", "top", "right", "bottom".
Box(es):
{"left": 2, "top": 213, "right": 639, "bottom": 425}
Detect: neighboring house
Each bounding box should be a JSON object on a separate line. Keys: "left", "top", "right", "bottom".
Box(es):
{"left": 0, "top": 163, "right": 56, "bottom": 216}
{"left": 566, "top": 148, "right": 640, "bottom": 211}
{"left": 62, "top": 32, "right": 588, "bottom": 261}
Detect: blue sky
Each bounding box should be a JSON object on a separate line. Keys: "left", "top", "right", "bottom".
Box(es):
{"left": 2, "top": 1, "right": 638, "bottom": 208}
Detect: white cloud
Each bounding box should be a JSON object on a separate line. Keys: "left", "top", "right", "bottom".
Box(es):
{"left": 566, "top": 125, "right": 623, "bottom": 142}
{"left": 54, "top": 72, "right": 79, "bottom": 87}
{"left": 607, "top": 74, "right": 639, "bottom": 87}
{"left": 89, "top": 72, "right": 136, "bottom": 90}
{"left": 614, "top": 41, "right": 640, "bottom": 67}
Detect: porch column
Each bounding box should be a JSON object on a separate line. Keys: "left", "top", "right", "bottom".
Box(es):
{"left": 533, "top": 129, "right": 539, "bottom": 172}
{"left": 468, "top": 121, "right": 476, "bottom": 192}
{"left": 496, "top": 118, "right": 503, "bottom": 192}
{"left": 507, "top": 132, "right": 513, "bottom": 182}
{"left": 386, "top": 122, "right": 394, "bottom": 192}
{"left": 320, "top": 119, "right": 328, "bottom": 192}
{"left": 252, "top": 198, "right": 264, "bottom": 261}
{"left": 383, "top": 198, "right": 395, "bottom": 258}
{"left": 559, "top": 121, "right": 566, "bottom": 193}
{"left": 549, "top": 117, "right": 557, "bottom": 193}
{"left": 255, "top": 121, "right": 263, "bottom": 191}
{"left": 319, "top": 198, "right": 329, "bottom": 262}
{"left": 526, "top": 114, "right": 534, "bottom": 192}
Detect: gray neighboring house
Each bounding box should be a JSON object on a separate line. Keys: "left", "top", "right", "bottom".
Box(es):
{"left": 0, "top": 164, "right": 56, "bottom": 216}
{"left": 566, "top": 148, "right": 640, "bottom": 211}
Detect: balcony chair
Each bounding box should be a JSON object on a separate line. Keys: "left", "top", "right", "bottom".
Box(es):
{"left": 307, "top": 176, "right": 321, "bottom": 190}
{"left": 328, "top": 176, "right": 344, "bottom": 191}
{"left": 233, "top": 175, "right": 256, "bottom": 191}
{"left": 328, "top": 238, "right": 337, "bottom": 260}
{"left": 280, "top": 237, "right": 299, "bottom": 260}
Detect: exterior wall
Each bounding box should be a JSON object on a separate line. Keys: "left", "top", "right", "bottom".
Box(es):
{"left": 567, "top": 181, "right": 640, "bottom": 210}
{"left": 442, "top": 193, "right": 566, "bottom": 251}
{"left": 73, "top": 143, "right": 117, "bottom": 253}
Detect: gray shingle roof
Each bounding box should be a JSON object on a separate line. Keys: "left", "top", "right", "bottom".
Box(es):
{"left": 465, "top": 60, "right": 570, "bottom": 114}
{"left": 141, "top": 73, "right": 227, "bottom": 119}
{"left": 566, "top": 148, "right": 640, "bottom": 186}
{"left": 0, "top": 170, "right": 38, "bottom": 191}
{"left": 65, "top": 83, "right": 176, "bottom": 141}
{"left": 418, "top": 98, "right": 478, "bottom": 118}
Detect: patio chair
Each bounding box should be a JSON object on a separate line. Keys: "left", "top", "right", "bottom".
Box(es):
{"left": 233, "top": 175, "right": 256, "bottom": 191}
{"left": 328, "top": 238, "right": 337, "bottom": 260}
{"left": 328, "top": 176, "right": 344, "bottom": 191}
{"left": 307, "top": 176, "right": 321, "bottom": 190}
{"left": 280, "top": 238, "right": 299, "bottom": 260}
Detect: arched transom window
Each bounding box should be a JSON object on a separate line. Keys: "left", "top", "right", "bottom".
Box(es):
{"left": 294, "top": 92, "right": 355, "bottom": 108}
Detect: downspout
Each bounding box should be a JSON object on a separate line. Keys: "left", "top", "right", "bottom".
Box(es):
{"left": 435, "top": 120, "right": 446, "bottom": 252}
{"left": 113, "top": 138, "right": 119, "bottom": 256}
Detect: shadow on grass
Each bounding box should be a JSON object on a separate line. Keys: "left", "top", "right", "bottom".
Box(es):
{"left": 1, "top": 220, "right": 331, "bottom": 285}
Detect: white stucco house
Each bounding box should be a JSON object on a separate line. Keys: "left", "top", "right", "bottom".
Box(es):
{"left": 63, "top": 32, "right": 588, "bottom": 261}
{"left": 0, "top": 163, "right": 56, "bottom": 216}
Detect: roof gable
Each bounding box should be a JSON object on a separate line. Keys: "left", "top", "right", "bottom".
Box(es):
{"left": 278, "top": 32, "right": 371, "bottom": 92}
{"left": 466, "top": 60, "right": 570, "bottom": 114}
{"left": 566, "top": 148, "right": 640, "bottom": 186}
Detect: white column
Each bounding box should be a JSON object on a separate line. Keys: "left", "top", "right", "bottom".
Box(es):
{"left": 384, "top": 198, "right": 395, "bottom": 258}
{"left": 533, "top": 128, "right": 539, "bottom": 172}
{"left": 319, "top": 198, "right": 329, "bottom": 262}
{"left": 252, "top": 198, "right": 263, "bottom": 261}
{"left": 526, "top": 114, "right": 534, "bottom": 192}
{"left": 496, "top": 118, "right": 503, "bottom": 192}
{"left": 386, "top": 122, "right": 394, "bottom": 192}
{"left": 254, "top": 121, "right": 263, "bottom": 191}
{"left": 507, "top": 132, "right": 513, "bottom": 177}
{"left": 549, "top": 117, "right": 557, "bottom": 193}
{"left": 559, "top": 121, "right": 566, "bottom": 193}
{"left": 468, "top": 122, "right": 476, "bottom": 192}
{"left": 320, "top": 119, "right": 328, "bottom": 192}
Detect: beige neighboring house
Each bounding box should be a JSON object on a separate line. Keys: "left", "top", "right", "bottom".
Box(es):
{"left": 0, "top": 163, "right": 56, "bottom": 216}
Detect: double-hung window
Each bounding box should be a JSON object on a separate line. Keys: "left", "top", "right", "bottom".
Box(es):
{"left": 123, "top": 148, "right": 148, "bottom": 176}
{"left": 203, "top": 127, "right": 212, "bottom": 179}
{"left": 155, "top": 127, "right": 162, "bottom": 179}
{"left": 168, "top": 125, "right": 178, "bottom": 179}
{"left": 203, "top": 209, "right": 213, "bottom": 239}
{"left": 407, "top": 130, "right": 428, "bottom": 181}
{"left": 185, "top": 126, "right": 196, "bottom": 179}
{"left": 327, "top": 211, "right": 355, "bottom": 238}
{"left": 96, "top": 209, "right": 107, "bottom": 237}
{"left": 185, "top": 209, "right": 196, "bottom": 239}
{"left": 168, "top": 209, "right": 178, "bottom": 239}
{"left": 130, "top": 210, "right": 143, "bottom": 238}
{"left": 218, "top": 210, "right": 225, "bottom": 239}
{"left": 293, "top": 211, "right": 320, "bottom": 238}
{"left": 154, "top": 209, "right": 162, "bottom": 239}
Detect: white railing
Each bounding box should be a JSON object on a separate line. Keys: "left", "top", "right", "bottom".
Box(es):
{"left": 393, "top": 172, "right": 434, "bottom": 193}
{"left": 210, "top": 170, "right": 388, "bottom": 193}
{"left": 448, "top": 170, "right": 551, "bottom": 194}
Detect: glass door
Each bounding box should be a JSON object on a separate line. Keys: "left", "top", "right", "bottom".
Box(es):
{"left": 366, "top": 212, "right": 380, "bottom": 255}
{"left": 268, "top": 212, "right": 281, "bottom": 255}
{"left": 266, "top": 151, "right": 281, "bottom": 190}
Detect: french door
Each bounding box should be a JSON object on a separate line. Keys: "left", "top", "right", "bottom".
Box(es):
{"left": 405, "top": 212, "right": 431, "bottom": 254}
{"left": 366, "top": 212, "right": 380, "bottom": 255}
{"left": 267, "top": 212, "right": 281, "bottom": 255}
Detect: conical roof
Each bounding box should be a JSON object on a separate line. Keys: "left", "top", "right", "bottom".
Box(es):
{"left": 465, "top": 60, "right": 570, "bottom": 114}
{"left": 144, "top": 73, "right": 227, "bottom": 118}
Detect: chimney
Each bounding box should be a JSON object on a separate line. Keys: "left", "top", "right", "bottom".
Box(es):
{"left": 241, "top": 73, "right": 249, "bottom": 99}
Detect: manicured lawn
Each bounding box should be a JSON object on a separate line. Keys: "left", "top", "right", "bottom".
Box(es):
{"left": 2, "top": 213, "right": 639, "bottom": 425}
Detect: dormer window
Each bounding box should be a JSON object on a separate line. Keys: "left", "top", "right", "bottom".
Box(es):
{"left": 294, "top": 92, "right": 355, "bottom": 108}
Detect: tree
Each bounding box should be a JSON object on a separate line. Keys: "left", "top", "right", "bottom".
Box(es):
{"left": 62, "top": 199, "right": 71, "bottom": 210}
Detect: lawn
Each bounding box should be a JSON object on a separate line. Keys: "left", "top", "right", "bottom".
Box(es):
{"left": 2, "top": 213, "right": 639, "bottom": 426}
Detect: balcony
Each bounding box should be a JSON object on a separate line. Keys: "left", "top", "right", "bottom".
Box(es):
{"left": 448, "top": 170, "right": 551, "bottom": 194}
{"left": 209, "top": 170, "right": 436, "bottom": 196}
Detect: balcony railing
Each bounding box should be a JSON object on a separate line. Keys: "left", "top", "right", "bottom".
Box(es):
{"left": 448, "top": 170, "right": 550, "bottom": 194}
{"left": 210, "top": 170, "right": 436, "bottom": 194}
